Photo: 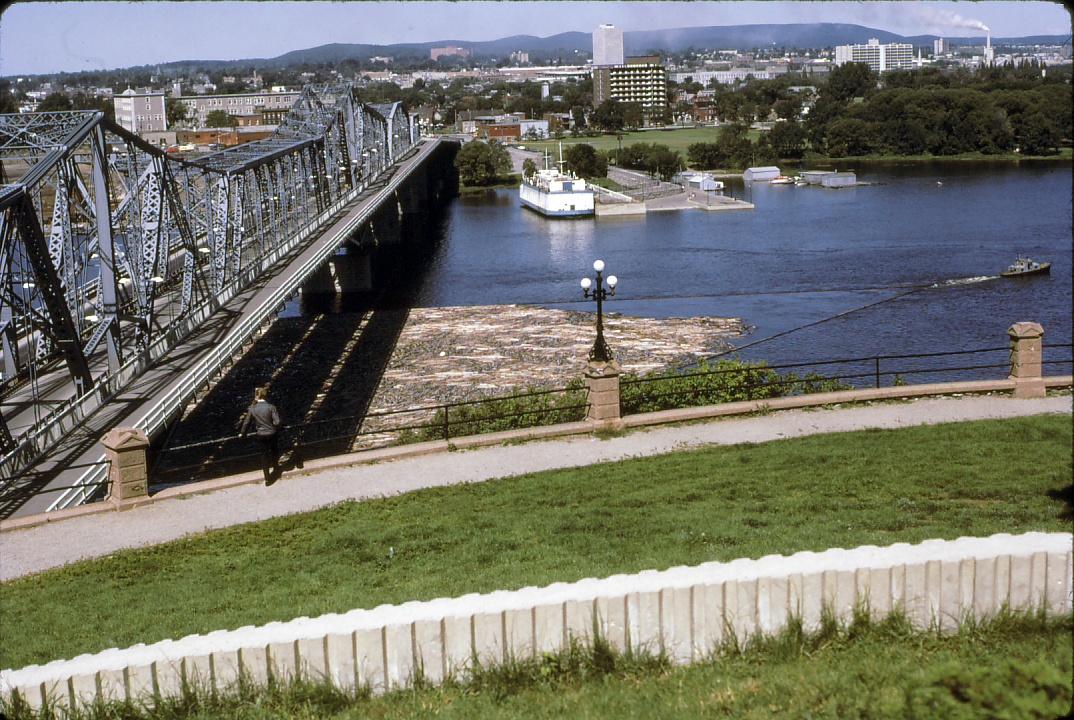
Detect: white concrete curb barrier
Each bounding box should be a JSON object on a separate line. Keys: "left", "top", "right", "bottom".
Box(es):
{"left": 3, "top": 532, "right": 1070, "bottom": 710}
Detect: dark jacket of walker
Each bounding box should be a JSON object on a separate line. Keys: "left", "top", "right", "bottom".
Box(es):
{"left": 242, "top": 401, "right": 281, "bottom": 437}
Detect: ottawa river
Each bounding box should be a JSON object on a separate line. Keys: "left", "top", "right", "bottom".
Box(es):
{"left": 285, "top": 160, "right": 1072, "bottom": 380}
{"left": 158, "top": 160, "right": 1072, "bottom": 479}
{"left": 400, "top": 160, "right": 1072, "bottom": 374}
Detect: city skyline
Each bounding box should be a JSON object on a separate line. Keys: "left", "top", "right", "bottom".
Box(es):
{"left": 1, "top": 1, "right": 1070, "bottom": 76}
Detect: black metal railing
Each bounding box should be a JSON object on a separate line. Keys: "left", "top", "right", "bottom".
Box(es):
{"left": 151, "top": 384, "right": 589, "bottom": 485}
{"left": 619, "top": 344, "right": 1072, "bottom": 416}
{"left": 5, "top": 342, "right": 1071, "bottom": 505}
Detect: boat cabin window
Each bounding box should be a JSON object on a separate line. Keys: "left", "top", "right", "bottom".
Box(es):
{"left": 563, "top": 182, "right": 572, "bottom": 191}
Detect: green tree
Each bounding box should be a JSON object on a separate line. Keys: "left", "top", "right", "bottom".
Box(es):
{"left": 166, "top": 97, "right": 190, "bottom": 127}
{"left": 38, "top": 92, "right": 73, "bottom": 111}
{"left": 773, "top": 96, "right": 803, "bottom": 121}
{"left": 686, "top": 142, "right": 725, "bottom": 169}
{"left": 522, "top": 158, "right": 537, "bottom": 177}
{"left": 645, "top": 145, "right": 684, "bottom": 181}
{"left": 1017, "top": 112, "right": 1060, "bottom": 155}
{"left": 206, "top": 110, "right": 237, "bottom": 128}
{"left": 592, "top": 99, "right": 624, "bottom": 132}
{"left": 717, "top": 123, "right": 754, "bottom": 168}
{"left": 454, "top": 140, "right": 511, "bottom": 185}
{"left": 826, "top": 62, "right": 876, "bottom": 103}
{"left": 0, "top": 83, "right": 15, "bottom": 114}
{"left": 488, "top": 141, "right": 512, "bottom": 176}
{"left": 69, "top": 93, "right": 115, "bottom": 122}
{"left": 622, "top": 102, "right": 644, "bottom": 129}
{"left": 752, "top": 134, "right": 778, "bottom": 166}
{"left": 563, "top": 143, "right": 607, "bottom": 178}
{"left": 768, "top": 120, "right": 806, "bottom": 159}
{"left": 825, "top": 117, "right": 875, "bottom": 157}
{"left": 570, "top": 105, "right": 587, "bottom": 130}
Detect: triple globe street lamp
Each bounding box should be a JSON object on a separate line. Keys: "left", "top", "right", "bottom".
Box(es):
{"left": 580, "top": 259, "right": 617, "bottom": 363}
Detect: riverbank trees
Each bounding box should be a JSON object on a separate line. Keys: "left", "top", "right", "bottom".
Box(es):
{"left": 617, "top": 142, "right": 685, "bottom": 180}
{"left": 806, "top": 62, "right": 1071, "bottom": 157}
{"left": 563, "top": 143, "right": 607, "bottom": 178}
{"left": 454, "top": 140, "right": 512, "bottom": 186}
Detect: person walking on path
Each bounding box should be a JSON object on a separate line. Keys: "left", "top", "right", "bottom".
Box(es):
{"left": 240, "top": 386, "right": 282, "bottom": 482}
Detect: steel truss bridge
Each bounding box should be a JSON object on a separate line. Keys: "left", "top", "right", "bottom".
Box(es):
{"left": 0, "top": 85, "right": 436, "bottom": 513}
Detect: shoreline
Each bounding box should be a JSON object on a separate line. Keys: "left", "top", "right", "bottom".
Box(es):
{"left": 156, "top": 304, "right": 746, "bottom": 473}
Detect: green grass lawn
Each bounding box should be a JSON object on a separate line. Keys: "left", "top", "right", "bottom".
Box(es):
{"left": 802, "top": 147, "right": 1073, "bottom": 164}
{"left": 523, "top": 126, "right": 760, "bottom": 156}
{"left": 518, "top": 130, "right": 1070, "bottom": 165}
{"left": 365, "top": 614, "right": 1071, "bottom": 720}
{"left": 6, "top": 611, "right": 1069, "bottom": 719}
{"left": 2, "top": 416, "right": 1069, "bottom": 671}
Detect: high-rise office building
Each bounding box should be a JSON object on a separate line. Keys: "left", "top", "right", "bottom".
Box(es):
{"left": 592, "top": 24, "right": 624, "bottom": 66}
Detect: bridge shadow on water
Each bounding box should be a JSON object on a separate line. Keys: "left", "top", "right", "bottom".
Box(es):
{"left": 150, "top": 207, "right": 448, "bottom": 490}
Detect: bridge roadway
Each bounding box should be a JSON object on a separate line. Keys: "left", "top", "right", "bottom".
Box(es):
{"left": 2, "top": 139, "right": 442, "bottom": 518}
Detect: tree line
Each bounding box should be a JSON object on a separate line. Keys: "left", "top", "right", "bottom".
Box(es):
{"left": 805, "top": 61, "right": 1071, "bottom": 157}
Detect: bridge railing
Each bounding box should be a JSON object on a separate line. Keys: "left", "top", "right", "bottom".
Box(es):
{"left": 47, "top": 142, "right": 426, "bottom": 510}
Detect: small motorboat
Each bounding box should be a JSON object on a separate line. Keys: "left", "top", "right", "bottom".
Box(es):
{"left": 1001, "top": 257, "right": 1051, "bottom": 277}
{"left": 770, "top": 175, "right": 794, "bottom": 185}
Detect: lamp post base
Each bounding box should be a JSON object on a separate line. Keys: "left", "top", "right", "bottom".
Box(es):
{"left": 584, "top": 360, "right": 622, "bottom": 424}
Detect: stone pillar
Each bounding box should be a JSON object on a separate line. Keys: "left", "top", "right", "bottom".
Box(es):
{"left": 102, "top": 427, "right": 150, "bottom": 506}
{"left": 1008, "top": 322, "right": 1045, "bottom": 399}
{"left": 584, "top": 360, "right": 622, "bottom": 424}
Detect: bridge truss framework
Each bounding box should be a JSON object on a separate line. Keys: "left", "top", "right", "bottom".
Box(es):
{"left": 0, "top": 86, "right": 417, "bottom": 481}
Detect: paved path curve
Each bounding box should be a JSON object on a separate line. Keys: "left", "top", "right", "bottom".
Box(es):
{"left": 1, "top": 394, "right": 1069, "bottom": 581}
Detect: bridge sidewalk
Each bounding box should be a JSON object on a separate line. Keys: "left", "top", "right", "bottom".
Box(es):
{"left": 1, "top": 394, "right": 1069, "bottom": 581}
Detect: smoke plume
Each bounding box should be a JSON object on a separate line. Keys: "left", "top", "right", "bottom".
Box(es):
{"left": 911, "top": 8, "right": 990, "bottom": 33}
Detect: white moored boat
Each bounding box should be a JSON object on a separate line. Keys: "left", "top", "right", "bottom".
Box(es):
{"left": 519, "top": 148, "right": 595, "bottom": 218}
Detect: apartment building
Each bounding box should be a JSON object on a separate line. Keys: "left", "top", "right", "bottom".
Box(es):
{"left": 177, "top": 91, "right": 300, "bottom": 128}
{"left": 593, "top": 55, "right": 668, "bottom": 125}
{"left": 833, "top": 38, "right": 914, "bottom": 73}
{"left": 113, "top": 88, "right": 167, "bottom": 133}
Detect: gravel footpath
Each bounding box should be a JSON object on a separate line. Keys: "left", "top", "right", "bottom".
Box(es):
{"left": 2, "top": 394, "right": 1069, "bottom": 581}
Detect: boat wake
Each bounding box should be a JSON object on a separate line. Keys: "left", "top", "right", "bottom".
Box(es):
{"left": 930, "top": 275, "right": 999, "bottom": 288}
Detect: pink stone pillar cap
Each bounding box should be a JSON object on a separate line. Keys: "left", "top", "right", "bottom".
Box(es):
{"left": 101, "top": 427, "right": 150, "bottom": 451}
{"left": 585, "top": 359, "right": 622, "bottom": 377}
{"left": 1007, "top": 322, "right": 1044, "bottom": 340}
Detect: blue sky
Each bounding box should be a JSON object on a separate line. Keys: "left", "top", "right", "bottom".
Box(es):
{"left": 1, "top": 1, "right": 1070, "bottom": 76}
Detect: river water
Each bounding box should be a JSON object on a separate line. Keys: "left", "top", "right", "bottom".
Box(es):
{"left": 402, "top": 161, "right": 1071, "bottom": 374}
{"left": 155, "top": 160, "right": 1070, "bottom": 482}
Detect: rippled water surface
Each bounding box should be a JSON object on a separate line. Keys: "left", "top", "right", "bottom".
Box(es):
{"left": 410, "top": 161, "right": 1071, "bottom": 367}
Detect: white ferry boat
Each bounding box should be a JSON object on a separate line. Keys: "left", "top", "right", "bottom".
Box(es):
{"left": 519, "top": 150, "right": 595, "bottom": 218}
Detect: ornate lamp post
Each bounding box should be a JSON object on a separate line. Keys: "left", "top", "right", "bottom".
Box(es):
{"left": 580, "top": 259, "right": 617, "bottom": 362}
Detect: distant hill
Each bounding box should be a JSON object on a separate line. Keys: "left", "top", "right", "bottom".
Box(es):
{"left": 49, "top": 23, "right": 1073, "bottom": 76}
{"left": 257, "top": 23, "right": 1068, "bottom": 66}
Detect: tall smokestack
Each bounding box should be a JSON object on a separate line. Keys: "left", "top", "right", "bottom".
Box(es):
{"left": 987, "top": 33, "right": 991, "bottom": 49}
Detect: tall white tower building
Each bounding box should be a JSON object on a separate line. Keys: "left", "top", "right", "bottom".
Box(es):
{"left": 593, "top": 24, "right": 624, "bottom": 66}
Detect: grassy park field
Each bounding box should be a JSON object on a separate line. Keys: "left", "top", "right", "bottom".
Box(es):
{"left": 513, "top": 127, "right": 1071, "bottom": 167}
{"left": 2, "top": 415, "right": 1069, "bottom": 674}
{"left": 522, "top": 126, "right": 759, "bottom": 157}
